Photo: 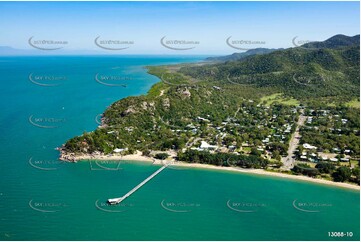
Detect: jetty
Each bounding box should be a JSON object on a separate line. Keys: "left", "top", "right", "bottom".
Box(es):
{"left": 108, "top": 164, "right": 168, "bottom": 205}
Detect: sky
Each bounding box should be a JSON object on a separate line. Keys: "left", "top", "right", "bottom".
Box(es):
{"left": 0, "top": 1, "right": 359, "bottom": 55}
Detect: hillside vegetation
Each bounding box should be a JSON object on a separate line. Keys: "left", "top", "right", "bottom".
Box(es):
{"left": 62, "top": 35, "right": 360, "bottom": 183}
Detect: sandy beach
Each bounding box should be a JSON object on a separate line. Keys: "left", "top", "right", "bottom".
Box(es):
{"left": 170, "top": 162, "right": 360, "bottom": 191}
{"left": 59, "top": 151, "right": 360, "bottom": 191}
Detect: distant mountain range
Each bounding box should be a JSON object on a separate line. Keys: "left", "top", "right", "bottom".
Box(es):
{"left": 0, "top": 46, "right": 30, "bottom": 55}
{"left": 301, "top": 34, "right": 360, "bottom": 49}
{"left": 206, "top": 34, "right": 360, "bottom": 63}
{"left": 181, "top": 34, "right": 360, "bottom": 101}
{"left": 0, "top": 46, "right": 119, "bottom": 55}
{"left": 206, "top": 48, "right": 282, "bottom": 62}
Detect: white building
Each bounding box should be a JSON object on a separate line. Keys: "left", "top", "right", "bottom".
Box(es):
{"left": 303, "top": 143, "right": 317, "bottom": 150}
{"left": 113, "top": 148, "right": 128, "bottom": 153}
{"left": 200, "top": 141, "right": 218, "bottom": 150}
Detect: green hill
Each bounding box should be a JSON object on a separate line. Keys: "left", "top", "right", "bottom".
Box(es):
{"left": 205, "top": 48, "right": 281, "bottom": 62}
{"left": 301, "top": 34, "right": 360, "bottom": 49}
{"left": 180, "top": 34, "right": 360, "bottom": 102}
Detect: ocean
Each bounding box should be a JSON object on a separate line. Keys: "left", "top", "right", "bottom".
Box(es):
{"left": 0, "top": 56, "right": 359, "bottom": 241}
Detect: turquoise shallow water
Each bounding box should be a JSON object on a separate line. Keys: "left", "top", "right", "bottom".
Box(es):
{"left": 0, "top": 56, "right": 359, "bottom": 241}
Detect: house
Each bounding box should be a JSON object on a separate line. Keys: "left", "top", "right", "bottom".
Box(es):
{"left": 303, "top": 143, "right": 317, "bottom": 150}
{"left": 186, "top": 124, "right": 196, "bottom": 129}
{"left": 197, "top": 116, "right": 210, "bottom": 122}
{"left": 262, "top": 138, "right": 269, "bottom": 143}
{"left": 333, "top": 147, "right": 341, "bottom": 153}
{"left": 113, "top": 148, "right": 128, "bottom": 153}
{"left": 308, "top": 158, "right": 317, "bottom": 163}
{"left": 200, "top": 141, "right": 218, "bottom": 150}
{"left": 125, "top": 127, "right": 133, "bottom": 132}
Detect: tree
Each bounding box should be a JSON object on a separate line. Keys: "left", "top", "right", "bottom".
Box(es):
{"left": 292, "top": 164, "right": 320, "bottom": 177}
{"left": 315, "top": 162, "right": 335, "bottom": 174}
{"left": 272, "top": 150, "right": 281, "bottom": 161}
{"left": 351, "top": 167, "right": 360, "bottom": 184}
{"left": 155, "top": 153, "right": 169, "bottom": 160}
{"left": 332, "top": 166, "right": 352, "bottom": 182}
{"left": 250, "top": 147, "right": 261, "bottom": 157}
{"left": 142, "top": 149, "right": 151, "bottom": 157}
{"left": 268, "top": 142, "right": 288, "bottom": 155}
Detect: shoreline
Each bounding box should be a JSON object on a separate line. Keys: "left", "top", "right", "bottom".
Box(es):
{"left": 59, "top": 151, "right": 360, "bottom": 191}
{"left": 58, "top": 60, "right": 359, "bottom": 192}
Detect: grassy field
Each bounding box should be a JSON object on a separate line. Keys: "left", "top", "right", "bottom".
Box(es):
{"left": 345, "top": 98, "right": 360, "bottom": 108}
{"left": 259, "top": 93, "right": 300, "bottom": 106}
{"left": 241, "top": 147, "right": 252, "bottom": 153}
{"left": 147, "top": 82, "right": 166, "bottom": 98}
{"left": 350, "top": 160, "right": 359, "bottom": 167}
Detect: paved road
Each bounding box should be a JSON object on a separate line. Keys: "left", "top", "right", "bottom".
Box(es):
{"left": 281, "top": 111, "right": 307, "bottom": 170}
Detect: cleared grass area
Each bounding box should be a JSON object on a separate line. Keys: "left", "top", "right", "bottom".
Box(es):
{"left": 260, "top": 93, "right": 300, "bottom": 106}
{"left": 298, "top": 162, "right": 317, "bottom": 168}
{"left": 147, "top": 82, "right": 167, "bottom": 99}
{"left": 325, "top": 98, "right": 360, "bottom": 108}
{"left": 242, "top": 147, "right": 252, "bottom": 152}
{"left": 350, "top": 160, "right": 359, "bottom": 166}
{"left": 345, "top": 99, "right": 360, "bottom": 108}
{"left": 326, "top": 102, "right": 337, "bottom": 107}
